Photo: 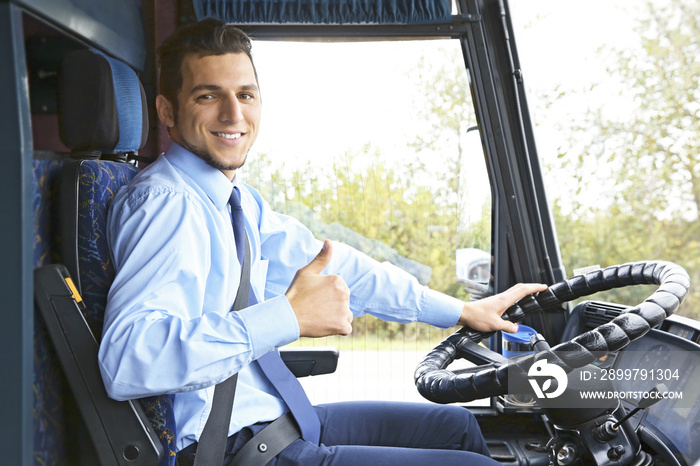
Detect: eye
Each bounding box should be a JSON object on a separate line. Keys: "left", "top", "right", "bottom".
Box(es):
{"left": 196, "top": 93, "right": 216, "bottom": 102}
{"left": 239, "top": 92, "right": 255, "bottom": 101}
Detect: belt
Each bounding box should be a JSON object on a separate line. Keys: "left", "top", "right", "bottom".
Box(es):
{"left": 178, "top": 412, "right": 302, "bottom": 466}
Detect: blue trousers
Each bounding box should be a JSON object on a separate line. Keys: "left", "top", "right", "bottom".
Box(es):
{"left": 224, "top": 401, "right": 500, "bottom": 465}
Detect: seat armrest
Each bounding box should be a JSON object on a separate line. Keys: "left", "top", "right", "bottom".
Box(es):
{"left": 280, "top": 347, "right": 339, "bottom": 378}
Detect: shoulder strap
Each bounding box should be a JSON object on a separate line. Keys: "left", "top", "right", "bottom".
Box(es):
{"left": 193, "top": 232, "right": 251, "bottom": 466}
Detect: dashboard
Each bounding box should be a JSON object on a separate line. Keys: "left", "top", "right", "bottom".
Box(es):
{"left": 565, "top": 302, "right": 700, "bottom": 465}
{"left": 610, "top": 328, "right": 700, "bottom": 465}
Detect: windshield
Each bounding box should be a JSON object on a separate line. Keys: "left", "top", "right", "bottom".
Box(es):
{"left": 244, "top": 38, "right": 490, "bottom": 404}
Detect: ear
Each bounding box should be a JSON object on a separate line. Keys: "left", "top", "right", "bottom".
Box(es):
{"left": 156, "top": 94, "right": 175, "bottom": 128}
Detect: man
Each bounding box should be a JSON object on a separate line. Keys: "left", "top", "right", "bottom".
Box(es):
{"left": 99, "top": 18, "right": 546, "bottom": 465}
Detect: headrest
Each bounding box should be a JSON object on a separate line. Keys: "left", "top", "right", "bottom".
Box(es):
{"left": 58, "top": 49, "right": 148, "bottom": 160}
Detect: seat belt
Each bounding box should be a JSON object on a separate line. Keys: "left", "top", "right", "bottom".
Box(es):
{"left": 193, "top": 233, "right": 251, "bottom": 466}
{"left": 230, "top": 412, "right": 300, "bottom": 466}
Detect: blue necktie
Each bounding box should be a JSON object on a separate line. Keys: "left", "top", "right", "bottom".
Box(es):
{"left": 230, "top": 187, "right": 246, "bottom": 266}
{"left": 230, "top": 186, "right": 321, "bottom": 445}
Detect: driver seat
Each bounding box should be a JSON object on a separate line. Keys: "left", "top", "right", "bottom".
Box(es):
{"left": 56, "top": 48, "right": 177, "bottom": 465}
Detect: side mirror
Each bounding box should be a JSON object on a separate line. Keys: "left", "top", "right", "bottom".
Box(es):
{"left": 456, "top": 248, "right": 493, "bottom": 299}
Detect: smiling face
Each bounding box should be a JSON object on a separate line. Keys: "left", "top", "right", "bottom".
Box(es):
{"left": 156, "top": 52, "right": 261, "bottom": 180}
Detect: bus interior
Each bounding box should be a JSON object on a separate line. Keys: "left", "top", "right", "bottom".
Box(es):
{"left": 2, "top": 0, "right": 699, "bottom": 465}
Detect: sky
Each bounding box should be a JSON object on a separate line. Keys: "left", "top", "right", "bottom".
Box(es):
{"left": 243, "top": 0, "right": 648, "bottom": 212}
{"left": 250, "top": 40, "right": 455, "bottom": 169}
{"left": 226, "top": 0, "right": 686, "bottom": 264}
{"left": 508, "top": 1, "right": 641, "bottom": 160}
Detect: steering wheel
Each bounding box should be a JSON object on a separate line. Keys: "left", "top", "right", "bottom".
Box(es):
{"left": 414, "top": 261, "right": 690, "bottom": 404}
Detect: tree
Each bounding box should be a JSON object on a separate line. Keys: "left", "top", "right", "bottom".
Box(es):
{"left": 245, "top": 148, "right": 471, "bottom": 344}
{"left": 553, "top": 0, "right": 700, "bottom": 317}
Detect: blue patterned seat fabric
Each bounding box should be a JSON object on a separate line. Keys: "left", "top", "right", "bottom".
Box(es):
{"left": 70, "top": 159, "right": 177, "bottom": 465}
{"left": 33, "top": 158, "right": 74, "bottom": 466}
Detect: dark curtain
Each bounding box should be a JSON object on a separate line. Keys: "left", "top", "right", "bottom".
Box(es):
{"left": 193, "top": 0, "right": 452, "bottom": 25}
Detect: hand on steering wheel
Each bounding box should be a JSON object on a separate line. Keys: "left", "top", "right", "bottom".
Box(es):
{"left": 458, "top": 283, "right": 548, "bottom": 334}
{"left": 415, "top": 261, "right": 690, "bottom": 404}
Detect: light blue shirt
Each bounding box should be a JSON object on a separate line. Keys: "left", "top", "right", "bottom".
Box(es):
{"left": 99, "top": 142, "right": 464, "bottom": 451}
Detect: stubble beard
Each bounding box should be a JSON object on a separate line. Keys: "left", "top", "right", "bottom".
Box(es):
{"left": 180, "top": 138, "right": 248, "bottom": 172}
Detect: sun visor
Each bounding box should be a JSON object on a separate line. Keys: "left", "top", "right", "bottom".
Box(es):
{"left": 192, "top": 0, "right": 452, "bottom": 25}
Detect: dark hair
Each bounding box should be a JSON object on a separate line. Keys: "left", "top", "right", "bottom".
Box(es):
{"left": 157, "top": 18, "right": 257, "bottom": 112}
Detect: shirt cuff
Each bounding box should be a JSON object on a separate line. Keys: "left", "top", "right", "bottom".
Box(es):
{"left": 237, "top": 295, "right": 300, "bottom": 358}
{"left": 419, "top": 288, "right": 464, "bottom": 328}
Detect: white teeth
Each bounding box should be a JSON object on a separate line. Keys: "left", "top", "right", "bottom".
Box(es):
{"left": 214, "top": 132, "right": 242, "bottom": 140}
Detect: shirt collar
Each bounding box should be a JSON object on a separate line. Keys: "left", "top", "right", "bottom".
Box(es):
{"left": 164, "top": 142, "right": 235, "bottom": 209}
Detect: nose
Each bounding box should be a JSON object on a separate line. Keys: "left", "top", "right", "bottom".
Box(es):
{"left": 219, "top": 94, "right": 244, "bottom": 124}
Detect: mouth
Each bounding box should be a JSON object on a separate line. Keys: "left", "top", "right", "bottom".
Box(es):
{"left": 212, "top": 131, "right": 243, "bottom": 140}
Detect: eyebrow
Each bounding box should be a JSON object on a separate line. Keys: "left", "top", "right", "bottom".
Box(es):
{"left": 189, "top": 83, "right": 260, "bottom": 95}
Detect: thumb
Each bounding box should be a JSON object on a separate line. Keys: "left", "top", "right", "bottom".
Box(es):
{"left": 500, "top": 321, "right": 519, "bottom": 334}
{"left": 303, "top": 240, "right": 333, "bottom": 274}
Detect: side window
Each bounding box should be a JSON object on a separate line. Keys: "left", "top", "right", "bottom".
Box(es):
{"left": 244, "top": 39, "right": 492, "bottom": 404}
{"left": 509, "top": 0, "right": 699, "bottom": 318}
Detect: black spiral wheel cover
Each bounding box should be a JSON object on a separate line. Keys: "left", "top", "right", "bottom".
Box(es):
{"left": 414, "top": 261, "right": 690, "bottom": 404}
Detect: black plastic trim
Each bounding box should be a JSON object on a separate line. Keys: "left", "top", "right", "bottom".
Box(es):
{"left": 34, "top": 264, "right": 163, "bottom": 466}
{"left": 280, "top": 347, "right": 339, "bottom": 378}
{"left": 12, "top": 0, "right": 145, "bottom": 70}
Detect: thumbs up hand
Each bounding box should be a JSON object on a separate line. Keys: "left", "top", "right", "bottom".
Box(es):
{"left": 286, "top": 240, "right": 353, "bottom": 337}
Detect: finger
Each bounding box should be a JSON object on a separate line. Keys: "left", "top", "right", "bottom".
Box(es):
{"left": 302, "top": 239, "right": 333, "bottom": 275}
{"left": 336, "top": 308, "right": 353, "bottom": 335}
{"left": 340, "top": 322, "right": 353, "bottom": 336}
{"left": 493, "top": 284, "right": 547, "bottom": 318}
{"left": 497, "top": 283, "right": 547, "bottom": 324}
{"left": 504, "top": 283, "right": 548, "bottom": 302}
{"left": 337, "top": 310, "right": 353, "bottom": 335}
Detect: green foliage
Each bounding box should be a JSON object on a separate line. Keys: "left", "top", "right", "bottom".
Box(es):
{"left": 246, "top": 146, "right": 482, "bottom": 340}
{"left": 553, "top": 200, "right": 700, "bottom": 313}
{"left": 553, "top": 0, "right": 700, "bottom": 318}
{"left": 248, "top": 150, "right": 458, "bottom": 285}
